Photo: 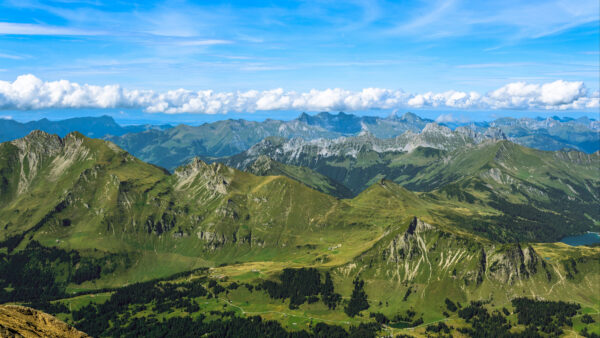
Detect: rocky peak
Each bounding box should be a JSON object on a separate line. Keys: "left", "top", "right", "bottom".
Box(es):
{"left": 11, "top": 130, "right": 63, "bottom": 155}
{"left": 487, "top": 243, "right": 539, "bottom": 284}
{"left": 248, "top": 155, "right": 276, "bottom": 174}
{"left": 399, "top": 112, "right": 419, "bottom": 122}
{"left": 406, "top": 216, "right": 435, "bottom": 235}
{"left": 455, "top": 126, "right": 478, "bottom": 139}
{"left": 483, "top": 127, "right": 507, "bottom": 141}
{"left": 421, "top": 122, "right": 453, "bottom": 135}
{"left": 174, "top": 157, "right": 231, "bottom": 195}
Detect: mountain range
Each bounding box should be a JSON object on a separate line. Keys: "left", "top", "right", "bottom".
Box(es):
{"left": 106, "top": 112, "right": 599, "bottom": 170}
{"left": 0, "top": 115, "right": 170, "bottom": 143}
{"left": 2, "top": 112, "right": 597, "bottom": 172}
{"left": 0, "top": 118, "right": 599, "bottom": 336}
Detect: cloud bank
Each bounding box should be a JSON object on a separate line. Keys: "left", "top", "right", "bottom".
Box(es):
{"left": 0, "top": 74, "right": 597, "bottom": 114}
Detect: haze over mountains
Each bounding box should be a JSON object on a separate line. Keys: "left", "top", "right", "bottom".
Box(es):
{"left": 2, "top": 111, "right": 596, "bottom": 172}
{"left": 0, "top": 115, "right": 171, "bottom": 143}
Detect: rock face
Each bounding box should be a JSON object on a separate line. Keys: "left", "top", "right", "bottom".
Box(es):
{"left": 174, "top": 157, "right": 231, "bottom": 196}
{"left": 487, "top": 244, "right": 539, "bottom": 283}
{"left": 344, "top": 217, "right": 545, "bottom": 287}
{"left": 0, "top": 305, "right": 89, "bottom": 338}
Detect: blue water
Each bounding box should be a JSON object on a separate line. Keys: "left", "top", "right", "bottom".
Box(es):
{"left": 559, "top": 232, "right": 600, "bottom": 246}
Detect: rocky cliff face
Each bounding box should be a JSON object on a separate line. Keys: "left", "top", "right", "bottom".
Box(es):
{"left": 487, "top": 244, "right": 539, "bottom": 283}
{"left": 174, "top": 157, "right": 231, "bottom": 197}
{"left": 339, "top": 217, "right": 546, "bottom": 287}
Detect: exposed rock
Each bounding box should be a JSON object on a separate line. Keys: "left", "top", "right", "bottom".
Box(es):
{"left": 174, "top": 157, "right": 230, "bottom": 197}
{"left": 0, "top": 305, "right": 90, "bottom": 338}
{"left": 487, "top": 243, "right": 539, "bottom": 284}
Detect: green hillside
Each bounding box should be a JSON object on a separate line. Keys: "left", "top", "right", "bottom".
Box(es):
{"left": 226, "top": 136, "right": 600, "bottom": 242}
{"left": 247, "top": 155, "right": 353, "bottom": 198}
{"left": 1, "top": 131, "right": 599, "bottom": 337}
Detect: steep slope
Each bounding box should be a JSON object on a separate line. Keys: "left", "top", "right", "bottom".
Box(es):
{"left": 247, "top": 155, "right": 353, "bottom": 198}
{"left": 0, "top": 305, "right": 90, "bottom": 338}
{"left": 334, "top": 217, "right": 600, "bottom": 322}
{"left": 422, "top": 142, "right": 600, "bottom": 241}
{"left": 0, "top": 130, "right": 168, "bottom": 240}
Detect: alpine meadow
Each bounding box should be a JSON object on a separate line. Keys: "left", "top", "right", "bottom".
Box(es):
{"left": 0, "top": 1, "right": 599, "bottom": 337}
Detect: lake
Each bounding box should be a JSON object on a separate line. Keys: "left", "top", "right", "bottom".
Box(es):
{"left": 559, "top": 232, "right": 600, "bottom": 246}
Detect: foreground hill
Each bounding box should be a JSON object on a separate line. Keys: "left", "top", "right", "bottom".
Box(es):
{"left": 0, "top": 305, "right": 89, "bottom": 337}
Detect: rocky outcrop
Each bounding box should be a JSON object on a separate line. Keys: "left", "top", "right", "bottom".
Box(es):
{"left": 487, "top": 244, "right": 539, "bottom": 284}
{"left": 145, "top": 213, "right": 177, "bottom": 235}
{"left": 174, "top": 158, "right": 230, "bottom": 197}
{"left": 350, "top": 217, "right": 544, "bottom": 287}
{"left": 197, "top": 228, "right": 264, "bottom": 250}
{"left": 0, "top": 305, "right": 90, "bottom": 338}
{"left": 247, "top": 155, "right": 276, "bottom": 175}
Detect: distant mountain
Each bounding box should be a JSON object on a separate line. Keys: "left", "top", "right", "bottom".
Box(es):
{"left": 102, "top": 113, "right": 464, "bottom": 170}
{"left": 106, "top": 119, "right": 341, "bottom": 170}
{"left": 0, "top": 115, "right": 170, "bottom": 143}
{"left": 223, "top": 123, "right": 504, "bottom": 194}
{"left": 297, "top": 111, "right": 432, "bottom": 137}
{"left": 1, "top": 112, "right": 597, "bottom": 173}
{"left": 464, "top": 116, "right": 600, "bottom": 153}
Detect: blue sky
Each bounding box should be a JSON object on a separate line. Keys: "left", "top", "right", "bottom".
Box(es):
{"left": 0, "top": 0, "right": 598, "bottom": 122}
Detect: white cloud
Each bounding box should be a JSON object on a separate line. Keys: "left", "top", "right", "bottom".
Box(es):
{"left": 177, "top": 39, "right": 233, "bottom": 46}
{"left": 0, "top": 52, "right": 25, "bottom": 60}
{"left": 0, "top": 74, "right": 597, "bottom": 114}
{"left": 0, "top": 22, "right": 101, "bottom": 36}
{"left": 435, "top": 114, "right": 456, "bottom": 123}
{"left": 484, "top": 80, "right": 593, "bottom": 109}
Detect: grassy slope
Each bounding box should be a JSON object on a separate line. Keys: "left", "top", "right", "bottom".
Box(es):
{"left": 1, "top": 132, "right": 599, "bottom": 336}
{"left": 228, "top": 139, "right": 600, "bottom": 241}
{"left": 246, "top": 155, "right": 353, "bottom": 198}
